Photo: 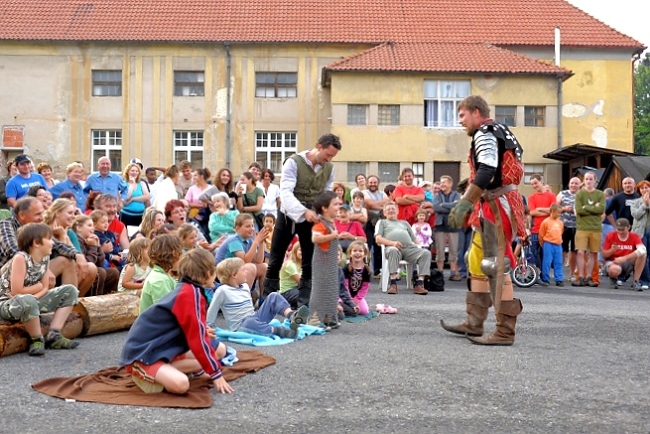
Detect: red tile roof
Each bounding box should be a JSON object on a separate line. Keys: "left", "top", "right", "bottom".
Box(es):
{"left": 324, "top": 42, "right": 572, "bottom": 77}
{"left": 0, "top": 0, "right": 644, "bottom": 50}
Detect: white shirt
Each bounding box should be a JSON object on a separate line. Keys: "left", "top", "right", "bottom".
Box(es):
{"left": 261, "top": 183, "right": 281, "bottom": 218}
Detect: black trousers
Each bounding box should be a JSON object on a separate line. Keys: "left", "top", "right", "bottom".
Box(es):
{"left": 365, "top": 221, "right": 381, "bottom": 275}
{"left": 266, "top": 211, "right": 315, "bottom": 282}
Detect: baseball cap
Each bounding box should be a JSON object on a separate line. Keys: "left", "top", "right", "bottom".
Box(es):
{"left": 615, "top": 218, "right": 630, "bottom": 229}
{"left": 340, "top": 203, "right": 351, "bottom": 211}
{"left": 14, "top": 154, "right": 31, "bottom": 165}
{"left": 129, "top": 158, "right": 143, "bottom": 169}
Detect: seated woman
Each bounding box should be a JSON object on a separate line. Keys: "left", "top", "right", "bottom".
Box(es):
{"left": 131, "top": 208, "right": 165, "bottom": 240}
{"left": 374, "top": 202, "right": 431, "bottom": 296}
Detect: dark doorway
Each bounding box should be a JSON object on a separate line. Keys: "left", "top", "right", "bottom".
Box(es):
{"left": 433, "top": 162, "right": 461, "bottom": 188}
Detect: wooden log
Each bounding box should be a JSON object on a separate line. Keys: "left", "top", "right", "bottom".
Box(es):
{"left": 73, "top": 293, "right": 140, "bottom": 337}
{"left": 0, "top": 312, "right": 84, "bottom": 358}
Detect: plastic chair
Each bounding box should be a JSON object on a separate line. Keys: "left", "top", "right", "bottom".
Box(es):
{"left": 380, "top": 244, "right": 413, "bottom": 292}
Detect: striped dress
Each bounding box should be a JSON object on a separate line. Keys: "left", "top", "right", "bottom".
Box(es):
{"left": 309, "top": 218, "right": 340, "bottom": 325}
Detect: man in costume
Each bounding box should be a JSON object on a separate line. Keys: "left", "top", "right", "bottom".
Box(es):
{"left": 440, "top": 95, "right": 526, "bottom": 346}
{"left": 262, "top": 133, "right": 341, "bottom": 307}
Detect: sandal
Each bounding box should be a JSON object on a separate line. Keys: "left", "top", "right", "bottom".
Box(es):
{"left": 449, "top": 274, "right": 463, "bottom": 281}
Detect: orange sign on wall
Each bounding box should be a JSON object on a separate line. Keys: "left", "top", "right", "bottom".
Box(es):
{"left": 2, "top": 125, "right": 25, "bottom": 149}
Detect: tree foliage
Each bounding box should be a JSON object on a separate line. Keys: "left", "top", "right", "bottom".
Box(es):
{"left": 635, "top": 53, "right": 650, "bottom": 155}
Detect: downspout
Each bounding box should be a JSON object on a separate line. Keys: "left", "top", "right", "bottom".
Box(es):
{"left": 555, "top": 27, "right": 563, "bottom": 150}
{"left": 224, "top": 42, "right": 232, "bottom": 168}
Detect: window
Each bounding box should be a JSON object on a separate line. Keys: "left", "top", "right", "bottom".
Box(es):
{"left": 174, "top": 71, "right": 205, "bottom": 96}
{"left": 92, "top": 70, "right": 122, "bottom": 96}
{"left": 91, "top": 130, "right": 122, "bottom": 172}
{"left": 173, "top": 131, "right": 204, "bottom": 167}
{"left": 378, "top": 105, "right": 400, "bottom": 126}
{"left": 412, "top": 162, "right": 425, "bottom": 185}
{"left": 424, "top": 80, "right": 470, "bottom": 127}
{"left": 347, "top": 162, "right": 367, "bottom": 183}
{"left": 255, "top": 72, "right": 297, "bottom": 98}
{"left": 255, "top": 132, "right": 297, "bottom": 173}
{"left": 347, "top": 105, "right": 368, "bottom": 125}
{"left": 524, "top": 106, "right": 545, "bottom": 127}
{"left": 524, "top": 164, "right": 545, "bottom": 184}
{"left": 495, "top": 106, "right": 516, "bottom": 127}
{"left": 378, "top": 162, "right": 400, "bottom": 183}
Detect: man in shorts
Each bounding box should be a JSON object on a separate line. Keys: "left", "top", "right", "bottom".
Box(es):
{"left": 573, "top": 172, "right": 604, "bottom": 287}
{"left": 602, "top": 218, "right": 648, "bottom": 291}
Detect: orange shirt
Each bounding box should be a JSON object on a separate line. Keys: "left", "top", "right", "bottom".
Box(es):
{"left": 312, "top": 221, "right": 331, "bottom": 250}
{"left": 539, "top": 216, "right": 563, "bottom": 245}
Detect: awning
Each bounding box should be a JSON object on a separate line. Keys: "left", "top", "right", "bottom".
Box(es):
{"left": 542, "top": 144, "right": 636, "bottom": 162}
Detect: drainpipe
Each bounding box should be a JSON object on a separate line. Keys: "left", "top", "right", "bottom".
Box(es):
{"left": 224, "top": 42, "right": 232, "bottom": 168}
{"left": 555, "top": 27, "right": 563, "bottom": 150}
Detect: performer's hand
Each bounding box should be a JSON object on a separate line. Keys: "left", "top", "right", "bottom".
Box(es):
{"left": 213, "top": 377, "right": 234, "bottom": 394}
{"left": 304, "top": 209, "right": 319, "bottom": 223}
{"left": 448, "top": 199, "right": 473, "bottom": 228}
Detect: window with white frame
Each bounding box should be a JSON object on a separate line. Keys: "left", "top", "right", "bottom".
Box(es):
{"left": 255, "top": 132, "right": 297, "bottom": 174}
{"left": 412, "top": 162, "right": 425, "bottom": 185}
{"left": 92, "top": 70, "right": 122, "bottom": 97}
{"left": 91, "top": 130, "right": 122, "bottom": 172}
{"left": 495, "top": 105, "right": 516, "bottom": 127}
{"left": 524, "top": 164, "right": 545, "bottom": 184}
{"left": 347, "top": 162, "right": 367, "bottom": 183}
{"left": 378, "top": 162, "right": 400, "bottom": 183}
{"left": 424, "top": 80, "right": 470, "bottom": 127}
{"left": 378, "top": 105, "right": 400, "bottom": 126}
{"left": 524, "top": 106, "right": 545, "bottom": 127}
{"left": 347, "top": 105, "right": 368, "bottom": 125}
{"left": 173, "top": 131, "right": 204, "bottom": 168}
{"left": 255, "top": 72, "right": 297, "bottom": 98}
{"left": 174, "top": 71, "right": 205, "bottom": 96}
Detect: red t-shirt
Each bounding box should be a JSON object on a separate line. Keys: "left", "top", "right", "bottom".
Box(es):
{"left": 393, "top": 184, "right": 424, "bottom": 224}
{"left": 528, "top": 191, "right": 557, "bottom": 234}
{"left": 603, "top": 231, "right": 642, "bottom": 260}
{"left": 108, "top": 217, "right": 126, "bottom": 240}
{"left": 334, "top": 220, "right": 365, "bottom": 238}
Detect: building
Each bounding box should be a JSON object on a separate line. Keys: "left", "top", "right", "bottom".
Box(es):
{"left": 0, "top": 0, "right": 645, "bottom": 194}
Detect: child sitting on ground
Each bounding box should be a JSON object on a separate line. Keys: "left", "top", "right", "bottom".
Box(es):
{"left": 118, "top": 238, "right": 152, "bottom": 296}
{"left": 0, "top": 223, "right": 80, "bottom": 356}
{"left": 139, "top": 234, "right": 183, "bottom": 313}
{"left": 262, "top": 213, "right": 275, "bottom": 263}
{"left": 207, "top": 257, "right": 309, "bottom": 339}
{"left": 91, "top": 209, "right": 124, "bottom": 269}
{"left": 178, "top": 223, "right": 200, "bottom": 253}
{"left": 120, "top": 248, "right": 233, "bottom": 395}
{"left": 341, "top": 241, "right": 371, "bottom": 316}
{"left": 208, "top": 192, "right": 239, "bottom": 243}
{"left": 279, "top": 242, "right": 302, "bottom": 308}
{"left": 412, "top": 209, "right": 433, "bottom": 248}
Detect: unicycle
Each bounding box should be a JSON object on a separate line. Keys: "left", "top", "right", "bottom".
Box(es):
{"left": 511, "top": 245, "right": 538, "bottom": 288}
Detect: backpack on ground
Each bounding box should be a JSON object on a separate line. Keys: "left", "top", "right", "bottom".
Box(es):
{"left": 424, "top": 269, "right": 445, "bottom": 292}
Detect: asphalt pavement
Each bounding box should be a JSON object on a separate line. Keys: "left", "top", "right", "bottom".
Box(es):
{"left": 1, "top": 277, "right": 649, "bottom": 434}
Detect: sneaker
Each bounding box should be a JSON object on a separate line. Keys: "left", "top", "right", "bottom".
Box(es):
{"left": 45, "top": 333, "right": 80, "bottom": 350}
{"left": 556, "top": 281, "right": 564, "bottom": 287}
{"left": 290, "top": 305, "right": 310, "bottom": 330}
{"left": 538, "top": 280, "right": 549, "bottom": 286}
{"left": 28, "top": 338, "right": 45, "bottom": 357}
{"left": 387, "top": 282, "right": 398, "bottom": 294}
{"left": 616, "top": 279, "right": 625, "bottom": 287}
{"left": 373, "top": 273, "right": 381, "bottom": 280}
{"left": 571, "top": 277, "right": 585, "bottom": 287}
{"left": 633, "top": 281, "right": 644, "bottom": 292}
{"left": 413, "top": 283, "right": 428, "bottom": 295}
{"left": 610, "top": 277, "right": 619, "bottom": 288}
{"left": 399, "top": 269, "right": 407, "bottom": 277}
{"left": 274, "top": 326, "right": 298, "bottom": 339}
{"left": 586, "top": 277, "right": 599, "bottom": 287}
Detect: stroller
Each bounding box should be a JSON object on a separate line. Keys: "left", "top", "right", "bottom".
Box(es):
{"left": 511, "top": 243, "right": 538, "bottom": 288}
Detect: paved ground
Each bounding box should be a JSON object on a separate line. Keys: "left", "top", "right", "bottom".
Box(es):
{"left": 2, "top": 277, "right": 649, "bottom": 434}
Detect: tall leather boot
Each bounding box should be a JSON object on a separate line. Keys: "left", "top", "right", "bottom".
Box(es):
{"left": 297, "top": 279, "right": 312, "bottom": 307}
{"left": 467, "top": 298, "right": 523, "bottom": 346}
{"left": 262, "top": 278, "right": 280, "bottom": 297}
{"left": 440, "top": 291, "right": 492, "bottom": 336}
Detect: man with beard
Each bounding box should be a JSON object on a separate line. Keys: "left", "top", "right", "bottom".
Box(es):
{"left": 441, "top": 95, "right": 526, "bottom": 346}
{"left": 363, "top": 175, "right": 390, "bottom": 277}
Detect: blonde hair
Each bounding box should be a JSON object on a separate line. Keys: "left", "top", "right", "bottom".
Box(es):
{"left": 126, "top": 238, "right": 151, "bottom": 266}
{"left": 90, "top": 209, "right": 108, "bottom": 224}
{"left": 72, "top": 214, "right": 92, "bottom": 232}
{"left": 139, "top": 208, "right": 163, "bottom": 239}
{"left": 178, "top": 249, "right": 216, "bottom": 284}
{"left": 346, "top": 241, "right": 370, "bottom": 273}
{"left": 66, "top": 162, "right": 84, "bottom": 174}
{"left": 43, "top": 198, "right": 75, "bottom": 226}
{"left": 288, "top": 241, "right": 302, "bottom": 266}
{"left": 122, "top": 163, "right": 142, "bottom": 182}
{"left": 177, "top": 223, "right": 198, "bottom": 240}
{"left": 216, "top": 257, "right": 245, "bottom": 284}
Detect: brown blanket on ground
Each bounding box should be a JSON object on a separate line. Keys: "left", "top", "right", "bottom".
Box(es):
{"left": 32, "top": 350, "right": 276, "bottom": 408}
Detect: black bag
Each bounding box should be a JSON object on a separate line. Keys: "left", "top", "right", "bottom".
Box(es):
{"left": 424, "top": 269, "right": 445, "bottom": 292}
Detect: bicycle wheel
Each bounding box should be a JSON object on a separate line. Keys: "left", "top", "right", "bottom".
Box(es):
{"left": 511, "top": 263, "right": 538, "bottom": 288}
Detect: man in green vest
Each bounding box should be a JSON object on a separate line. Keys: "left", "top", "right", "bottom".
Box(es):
{"left": 263, "top": 133, "right": 341, "bottom": 307}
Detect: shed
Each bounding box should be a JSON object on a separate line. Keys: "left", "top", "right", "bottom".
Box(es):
{"left": 596, "top": 156, "right": 650, "bottom": 192}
